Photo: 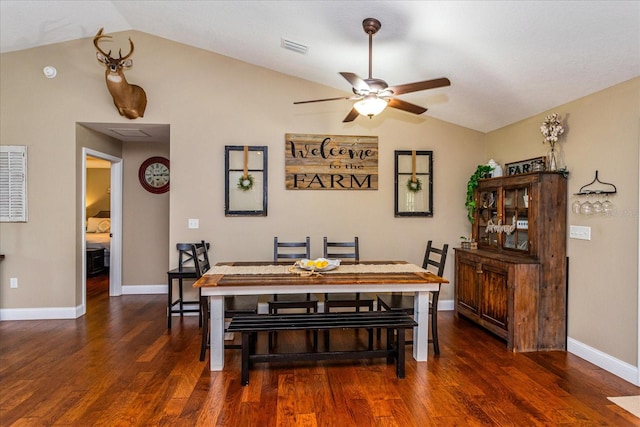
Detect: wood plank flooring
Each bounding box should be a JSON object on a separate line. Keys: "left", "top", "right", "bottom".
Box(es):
{"left": 1, "top": 273, "right": 638, "bottom": 426}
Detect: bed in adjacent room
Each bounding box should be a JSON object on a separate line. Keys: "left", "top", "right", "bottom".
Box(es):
{"left": 86, "top": 211, "right": 111, "bottom": 267}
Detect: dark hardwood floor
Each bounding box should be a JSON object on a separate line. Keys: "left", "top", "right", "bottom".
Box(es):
{"left": 1, "top": 273, "right": 638, "bottom": 426}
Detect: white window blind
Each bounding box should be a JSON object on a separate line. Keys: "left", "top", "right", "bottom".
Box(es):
{"left": 0, "top": 145, "right": 28, "bottom": 222}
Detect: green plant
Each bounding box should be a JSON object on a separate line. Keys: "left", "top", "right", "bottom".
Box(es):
{"left": 237, "top": 174, "right": 254, "bottom": 191}
{"left": 406, "top": 177, "right": 422, "bottom": 193}
{"left": 465, "top": 165, "right": 494, "bottom": 223}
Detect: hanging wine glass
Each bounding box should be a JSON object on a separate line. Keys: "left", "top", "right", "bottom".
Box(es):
{"left": 571, "top": 199, "right": 581, "bottom": 214}
{"left": 602, "top": 197, "right": 614, "bottom": 215}
{"left": 580, "top": 195, "right": 593, "bottom": 215}
{"left": 592, "top": 194, "right": 603, "bottom": 214}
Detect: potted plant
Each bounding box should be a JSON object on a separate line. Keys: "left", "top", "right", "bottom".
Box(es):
{"left": 460, "top": 236, "right": 477, "bottom": 250}
{"left": 465, "top": 164, "right": 494, "bottom": 223}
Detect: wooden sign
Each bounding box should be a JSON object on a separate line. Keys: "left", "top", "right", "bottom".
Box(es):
{"left": 285, "top": 133, "right": 378, "bottom": 190}
{"left": 505, "top": 156, "right": 546, "bottom": 175}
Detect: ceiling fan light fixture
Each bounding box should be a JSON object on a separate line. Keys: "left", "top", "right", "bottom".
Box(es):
{"left": 293, "top": 18, "right": 449, "bottom": 123}
{"left": 354, "top": 96, "right": 388, "bottom": 118}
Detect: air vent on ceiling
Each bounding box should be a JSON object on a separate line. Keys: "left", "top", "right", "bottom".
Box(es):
{"left": 108, "top": 128, "right": 152, "bottom": 138}
{"left": 281, "top": 38, "right": 308, "bottom": 55}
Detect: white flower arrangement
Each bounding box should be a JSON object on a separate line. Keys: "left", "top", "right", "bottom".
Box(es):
{"left": 540, "top": 113, "right": 565, "bottom": 147}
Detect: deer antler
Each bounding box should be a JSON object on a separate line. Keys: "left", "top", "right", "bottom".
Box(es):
{"left": 118, "top": 39, "right": 134, "bottom": 61}
{"left": 93, "top": 27, "right": 113, "bottom": 58}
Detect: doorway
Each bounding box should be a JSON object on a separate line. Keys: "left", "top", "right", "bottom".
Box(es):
{"left": 82, "top": 148, "right": 123, "bottom": 310}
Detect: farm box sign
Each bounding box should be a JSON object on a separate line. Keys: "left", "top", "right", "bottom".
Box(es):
{"left": 285, "top": 133, "right": 378, "bottom": 190}
{"left": 505, "top": 156, "right": 546, "bottom": 175}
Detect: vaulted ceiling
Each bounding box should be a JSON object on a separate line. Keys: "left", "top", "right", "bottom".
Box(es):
{"left": 2, "top": 1, "right": 638, "bottom": 134}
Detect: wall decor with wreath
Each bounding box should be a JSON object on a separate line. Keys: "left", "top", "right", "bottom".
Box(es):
{"left": 224, "top": 145, "right": 268, "bottom": 216}
{"left": 394, "top": 150, "right": 433, "bottom": 217}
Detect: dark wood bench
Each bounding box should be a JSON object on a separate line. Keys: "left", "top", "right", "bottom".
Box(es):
{"left": 227, "top": 311, "right": 418, "bottom": 385}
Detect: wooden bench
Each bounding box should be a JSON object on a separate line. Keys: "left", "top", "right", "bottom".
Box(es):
{"left": 227, "top": 311, "right": 418, "bottom": 385}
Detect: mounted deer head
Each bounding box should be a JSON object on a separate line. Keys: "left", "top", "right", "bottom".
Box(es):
{"left": 93, "top": 28, "right": 147, "bottom": 119}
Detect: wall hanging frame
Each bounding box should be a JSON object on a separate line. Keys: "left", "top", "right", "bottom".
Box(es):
{"left": 225, "top": 145, "right": 268, "bottom": 216}
{"left": 284, "top": 133, "right": 378, "bottom": 190}
{"left": 394, "top": 150, "right": 433, "bottom": 217}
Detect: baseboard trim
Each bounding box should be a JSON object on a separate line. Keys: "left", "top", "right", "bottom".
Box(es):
{"left": 567, "top": 337, "right": 639, "bottom": 386}
{"left": 121, "top": 284, "right": 166, "bottom": 295}
{"left": 0, "top": 306, "right": 81, "bottom": 320}
{"left": 438, "top": 299, "right": 454, "bottom": 311}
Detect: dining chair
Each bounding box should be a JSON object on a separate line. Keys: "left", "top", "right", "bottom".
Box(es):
{"left": 376, "top": 240, "right": 449, "bottom": 355}
{"left": 322, "top": 236, "right": 374, "bottom": 349}
{"left": 197, "top": 241, "right": 259, "bottom": 360}
{"left": 322, "top": 237, "right": 373, "bottom": 312}
{"left": 166, "top": 241, "right": 210, "bottom": 329}
{"left": 267, "top": 236, "right": 317, "bottom": 348}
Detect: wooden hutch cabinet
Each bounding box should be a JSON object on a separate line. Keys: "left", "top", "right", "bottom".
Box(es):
{"left": 455, "top": 172, "right": 567, "bottom": 352}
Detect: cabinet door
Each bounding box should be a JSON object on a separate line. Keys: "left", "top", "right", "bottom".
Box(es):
{"left": 475, "top": 188, "right": 500, "bottom": 249}
{"left": 456, "top": 257, "right": 480, "bottom": 316}
{"left": 502, "top": 186, "right": 531, "bottom": 254}
{"left": 480, "top": 263, "right": 509, "bottom": 335}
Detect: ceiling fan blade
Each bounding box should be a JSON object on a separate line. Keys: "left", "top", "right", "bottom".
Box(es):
{"left": 388, "top": 78, "right": 451, "bottom": 95}
{"left": 339, "top": 72, "right": 370, "bottom": 93}
{"left": 387, "top": 98, "right": 427, "bottom": 115}
{"left": 342, "top": 107, "right": 360, "bottom": 122}
{"left": 294, "top": 96, "right": 351, "bottom": 105}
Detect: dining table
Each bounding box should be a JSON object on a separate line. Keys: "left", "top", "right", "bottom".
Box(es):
{"left": 194, "top": 260, "right": 449, "bottom": 371}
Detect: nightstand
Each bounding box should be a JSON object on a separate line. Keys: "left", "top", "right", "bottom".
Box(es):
{"left": 86, "top": 248, "right": 105, "bottom": 276}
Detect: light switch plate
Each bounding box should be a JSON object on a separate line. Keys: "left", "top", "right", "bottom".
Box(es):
{"left": 188, "top": 219, "right": 199, "bottom": 229}
{"left": 569, "top": 225, "right": 591, "bottom": 240}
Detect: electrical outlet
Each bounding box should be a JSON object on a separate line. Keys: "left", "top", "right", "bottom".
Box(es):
{"left": 10, "top": 278, "right": 18, "bottom": 288}
{"left": 188, "top": 218, "right": 199, "bottom": 229}
{"left": 569, "top": 225, "right": 591, "bottom": 240}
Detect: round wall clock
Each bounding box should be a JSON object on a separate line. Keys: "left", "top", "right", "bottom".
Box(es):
{"left": 138, "top": 156, "right": 170, "bottom": 194}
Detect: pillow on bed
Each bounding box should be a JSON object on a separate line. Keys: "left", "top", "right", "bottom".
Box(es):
{"left": 86, "top": 217, "right": 102, "bottom": 233}
{"left": 97, "top": 219, "right": 111, "bottom": 233}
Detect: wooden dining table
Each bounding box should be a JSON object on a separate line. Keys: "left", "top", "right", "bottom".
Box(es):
{"left": 194, "top": 261, "right": 449, "bottom": 371}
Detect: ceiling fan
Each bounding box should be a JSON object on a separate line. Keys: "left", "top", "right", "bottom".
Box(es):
{"left": 294, "top": 18, "right": 451, "bottom": 122}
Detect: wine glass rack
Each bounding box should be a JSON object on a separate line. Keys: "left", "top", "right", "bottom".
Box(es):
{"left": 574, "top": 170, "right": 617, "bottom": 195}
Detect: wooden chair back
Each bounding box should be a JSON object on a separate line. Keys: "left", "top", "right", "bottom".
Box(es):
{"left": 323, "top": 237, "right": 359, "bottom": 262}
{"left": 191, "top": 240, "right": 211, "bottom": 277}
{"left": 273, "top": 237, "right": 310, "bottom": 262}
{"left": 422, "top": 240, "right": 448, "bottom": 276}
{"left": 175, "top": 241, "right": 210, "bottom": 271}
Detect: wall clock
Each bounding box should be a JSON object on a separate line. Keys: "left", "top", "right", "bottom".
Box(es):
{"left": 138, "top": 156, "right": 170, "bottom": 194}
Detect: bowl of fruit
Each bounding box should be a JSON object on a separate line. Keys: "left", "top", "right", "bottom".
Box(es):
{"left": 299, "top": 258, "right": 340, "bottom": 271}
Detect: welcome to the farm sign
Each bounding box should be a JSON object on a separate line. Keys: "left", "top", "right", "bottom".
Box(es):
{"left": 285, "top": 133, "right": 378, "bottom": 190}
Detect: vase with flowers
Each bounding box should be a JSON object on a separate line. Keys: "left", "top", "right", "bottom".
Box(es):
{"left": 540, "top": 113, "right": 565, "bottom": 171}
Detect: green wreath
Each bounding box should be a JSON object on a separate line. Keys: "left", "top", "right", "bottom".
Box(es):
{"left": 237, "top": 174, "right": 254, "bottom": 191}
{"left": 406, "top": 178, "right": 422, "bottom": 193}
